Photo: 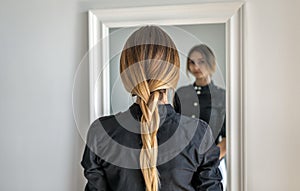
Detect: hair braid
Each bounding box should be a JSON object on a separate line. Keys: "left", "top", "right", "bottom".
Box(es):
{"left": 120, "top": 25, "right": 180, "bottom": 191}
{"left": 138, "top": 90, "right": 160, "bottom": 191}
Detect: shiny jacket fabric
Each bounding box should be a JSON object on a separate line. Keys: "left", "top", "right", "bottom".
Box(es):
{"left": 81, "top": 103, "right": 223, "bottom": 191}
{"left": 173, "top": 82, "right": 226, "bottom": 143}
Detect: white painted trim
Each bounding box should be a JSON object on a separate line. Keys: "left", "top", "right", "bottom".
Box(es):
{"left": 88, "top": 12, "right": 111, "bottom": 121}
{"left": 226, "top": 7, "right": 245, "bottom": 191}
{"left": 90, "top": 2, "right": 244, "bottom": 27}
{"left": 88, "top": 2, "right": 246, "bottom": 191}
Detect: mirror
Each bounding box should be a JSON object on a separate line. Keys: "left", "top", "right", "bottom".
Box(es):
{"left": 109, "top": 24, "right": 226, "bottom": 114}
{"left": 88, "top": 2, "right": 245, "bottom": 191}
{"left": 109, "top": 24, "right": 228, "bottom": 189}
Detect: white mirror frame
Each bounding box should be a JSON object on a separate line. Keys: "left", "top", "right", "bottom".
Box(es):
{"left": 88, "top": 2, "right": 246, "bottom": 191}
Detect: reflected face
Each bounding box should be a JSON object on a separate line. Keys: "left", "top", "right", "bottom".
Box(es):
{"left": 188, "top": 51, "right": 210, "bottom": 79}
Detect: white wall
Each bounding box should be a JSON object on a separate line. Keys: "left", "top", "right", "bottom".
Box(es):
{"left": 1, "top": 0, "right": 299, "bottom": 190}
{"left": 244, "top": 0, "right": 300, "bottom": 190}
{"left": 0, "top": 0, "right": 88, "bottom": 190}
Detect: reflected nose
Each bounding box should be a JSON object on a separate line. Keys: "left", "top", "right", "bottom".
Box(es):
{"left": 193, "top": 63, "right": 201, "bottom": 71}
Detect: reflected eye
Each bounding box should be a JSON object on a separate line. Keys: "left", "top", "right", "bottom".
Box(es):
{"left": 189, "top": 59, "right": 207, "bottom": 66}
{"left": 188, "top": 60, "right": 195, "bottom": 65}
{"left": 199, "top": 60, "right": 206, "bottom": 65}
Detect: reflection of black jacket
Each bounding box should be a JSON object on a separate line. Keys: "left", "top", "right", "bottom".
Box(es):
{"left": 81, "top": 103, "right": 222, "bottom": 191}
{"left": 174, "top": 82, "right": 226, "bottom": 144}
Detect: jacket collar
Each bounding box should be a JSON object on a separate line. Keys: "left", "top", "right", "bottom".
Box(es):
{"left": 129, "top": 103, "right": 175, "bottom": 122}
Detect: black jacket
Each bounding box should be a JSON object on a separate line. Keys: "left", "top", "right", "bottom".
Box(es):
{"left": 81, "top": 103, "right": 222, "bottom": 191}
{"left": 173, "top": 82, "right": 226, "bottom": 144}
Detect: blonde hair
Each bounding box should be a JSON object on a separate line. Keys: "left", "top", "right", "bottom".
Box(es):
{"left": 186, "top": 44, "right": 217, "bottom": 76}
{"left": 120, "top": 26, "right": 180, "bottom": 191}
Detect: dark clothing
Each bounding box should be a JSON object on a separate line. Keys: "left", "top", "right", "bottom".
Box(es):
{"left": 173, "top": 82, "right": 226, "bottom": 144}
{"left": 81, "top": 103, "right": 223, "bottom": 191}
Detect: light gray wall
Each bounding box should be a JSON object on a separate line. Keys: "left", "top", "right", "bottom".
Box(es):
{"left": 1, "top": 0, "right": 300, "bottom": 191}
{"left": 109, "top": 24, "right": 225, "bottom": 114}
{"left": 244, "top": 0, "right": 300, "bottom": 190}
{"left": 0, "top": 0, "right": 88, "bottom": 190}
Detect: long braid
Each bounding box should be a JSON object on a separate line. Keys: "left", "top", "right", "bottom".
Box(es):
{"left": 138, "top": 90, "right": 160, "bottom": 191}
{"left": 120, "top": 25, "right": 180, "bottom": 191}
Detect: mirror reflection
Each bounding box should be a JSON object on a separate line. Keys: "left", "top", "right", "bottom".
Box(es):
{"left": 83, "top": 24, "right": 227, "bottom": 190}
{"left": 109, "top": 24, "right": 226, "bottom": 114}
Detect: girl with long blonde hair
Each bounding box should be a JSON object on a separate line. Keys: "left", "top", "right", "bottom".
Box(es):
{"left": 82, "top": 26, "right": 223, "bottom": 191}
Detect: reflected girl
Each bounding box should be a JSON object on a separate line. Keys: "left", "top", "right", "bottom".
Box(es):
{"left": 173, "top": 44, "right": 227, "bottom": 189}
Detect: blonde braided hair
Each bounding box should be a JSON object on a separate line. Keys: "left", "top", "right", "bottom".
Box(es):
{"left": 120, "top": 26, "right": 180, "bottom": 191}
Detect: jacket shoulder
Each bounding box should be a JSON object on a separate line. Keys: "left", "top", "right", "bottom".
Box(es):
{"left": 86, "top": 115, "right": 116, "bottom": 139}
{"left": 176, "top": 84, "right": 194, "bottom": 93}
{"left": 176, "top": 84, "right": 193, "bottom": 90}
{"left": 90, "top": 115, "right": 115, "bottom": 128}
{"left": 211, "top": 84, "right": 225, "bottom": 93}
